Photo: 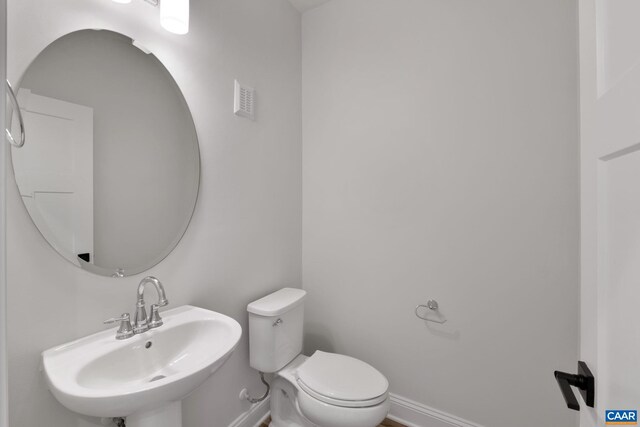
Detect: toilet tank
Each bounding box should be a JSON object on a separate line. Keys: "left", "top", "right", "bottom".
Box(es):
{"left": 247, "top": 288, "right": 306, "bottom": 373}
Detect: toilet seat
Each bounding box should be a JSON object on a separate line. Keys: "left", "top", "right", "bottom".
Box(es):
{"left": 296, "top": 351, "right": 389, "bottom": 408}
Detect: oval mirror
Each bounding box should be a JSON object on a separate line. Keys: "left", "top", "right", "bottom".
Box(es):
{"left": 10, "top": 29, "right": 200, "bottom": 277}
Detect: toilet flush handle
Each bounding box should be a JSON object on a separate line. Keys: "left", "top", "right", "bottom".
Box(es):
{"left": 273, "top": 318, "right": 283, "bottom": 327}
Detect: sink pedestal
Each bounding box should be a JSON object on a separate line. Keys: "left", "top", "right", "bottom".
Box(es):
{"left": 127, "top": 401, "right": 182, "bottom": 427}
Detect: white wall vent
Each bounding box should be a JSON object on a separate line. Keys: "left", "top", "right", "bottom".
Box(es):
{"left": 234, "top": 80, "right": 255, "bottom": 120}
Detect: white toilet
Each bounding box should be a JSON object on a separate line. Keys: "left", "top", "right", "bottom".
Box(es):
{"left": 248, "top": 288, "right": 390, "bottom": 427}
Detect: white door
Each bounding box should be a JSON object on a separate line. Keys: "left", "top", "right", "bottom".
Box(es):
{"left": 579, "top": 0, "right": 640, "bottom": 425}
{"left": 11, "top": 89, "right": 94, "bottom": 266}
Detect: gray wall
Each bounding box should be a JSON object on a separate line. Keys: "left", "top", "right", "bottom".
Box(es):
{"left": 0, "top": 0, "right": 7, "bottom": 425}
{"left": 301, "top": 1, "right": 579, "bottom": 427}
{"left": 20, "top": 29, "right": 200, "bottom": 273}
{"left": 7, "top": 0, "right": 301, "bottom": 426}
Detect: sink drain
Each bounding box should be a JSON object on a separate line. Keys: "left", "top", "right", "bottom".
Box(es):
{"left": 149, "top": 375, "right": 166, "bottom": 382}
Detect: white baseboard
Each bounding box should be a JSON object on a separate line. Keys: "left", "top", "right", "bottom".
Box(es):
{"left": 389, "top": 394, "right": 485, "bottom": 427}
{"left": 228, "top": 397, "right": 271, "bottom": 427}
{"left": 227, "top": 393, "right": 483, "bottom": 427}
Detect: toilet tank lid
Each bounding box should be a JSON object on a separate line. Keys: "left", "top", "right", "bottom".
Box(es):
{"left": 247, "top": 288, "right": 306, "bottom": 316}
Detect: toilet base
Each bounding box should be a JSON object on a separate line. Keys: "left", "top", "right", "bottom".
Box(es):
{"left": 270, "top": 375, "right": 317, "bottom": 427}
{"left": 269, "top": 355, "right": 389, "bottom": 427}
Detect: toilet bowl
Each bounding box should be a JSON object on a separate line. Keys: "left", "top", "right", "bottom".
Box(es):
{"left": 247, "top": 289, "right": 390, "bottom": 427}
{"left": 270, "top": 354, "right": 390, "bottom": 427}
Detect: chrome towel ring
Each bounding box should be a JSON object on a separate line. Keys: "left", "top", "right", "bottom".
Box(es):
{"left": 415, "top": 299, "right": 447, "bottom": 324}
{"left": 5, "top": 80, "right": 25, "bottom": 148}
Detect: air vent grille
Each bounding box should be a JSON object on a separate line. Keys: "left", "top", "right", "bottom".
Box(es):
{"left": 234, "top": 80, "right": 255, "bottom": 120}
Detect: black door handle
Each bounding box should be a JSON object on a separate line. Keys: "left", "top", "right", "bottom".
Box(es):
{"left": 554, "top": 361, "right": 594, "bottom": 411}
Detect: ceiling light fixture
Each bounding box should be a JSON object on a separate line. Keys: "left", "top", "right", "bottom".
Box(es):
{"left": 111, "top": 0, "right": 190, "bottom": 35}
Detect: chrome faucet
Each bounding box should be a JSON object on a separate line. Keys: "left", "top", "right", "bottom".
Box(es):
{"left": 133, "top": 276, "right": 169, "bottom": 334}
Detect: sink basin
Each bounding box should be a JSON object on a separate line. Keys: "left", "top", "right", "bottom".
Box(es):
{"left": 42, "top": 305, "right": 242, "bottom": 426}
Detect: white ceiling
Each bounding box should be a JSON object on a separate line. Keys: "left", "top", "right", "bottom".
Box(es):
{"left": 288, "top": 0, "right": 333, "bottom": 13}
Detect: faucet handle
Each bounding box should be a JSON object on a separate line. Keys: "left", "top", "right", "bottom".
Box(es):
{"left": 103, "top": 313, "right": 130, "bottom": 324}
{"left": 148, "top": 304, "right": 164, "bottom": 329}
{"left": 104, "top": 313, "right": 135, "bottom": 340}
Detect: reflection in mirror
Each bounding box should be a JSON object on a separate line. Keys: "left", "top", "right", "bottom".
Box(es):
{"left": 11, "top": 30, "right": 200, "bottom": 277}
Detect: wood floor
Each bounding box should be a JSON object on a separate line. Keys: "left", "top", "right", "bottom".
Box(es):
{"left": 378, "top": 419, "right": 406, "bottom": 427}
{"left": 260, "top": 417, "right": 405, "bottom": 427}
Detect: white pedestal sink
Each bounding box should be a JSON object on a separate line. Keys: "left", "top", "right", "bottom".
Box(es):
{"left": 42, "top": 305, "right": 242, "bottom": 427}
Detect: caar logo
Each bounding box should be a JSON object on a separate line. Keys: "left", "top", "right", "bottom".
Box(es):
{"left": 606, "top": 410, "right": 638, "bottom": 425}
